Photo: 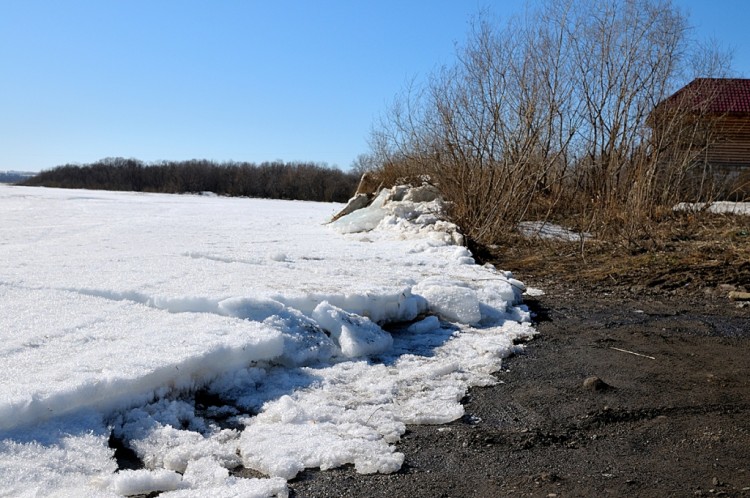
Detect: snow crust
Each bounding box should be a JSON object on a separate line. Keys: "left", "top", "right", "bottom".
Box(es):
{"left": 674, "top": 201, "right": 750, "bottom": 215}
{"left": 518, "top": 221, "right": 592, "bottom": 241}
{"left": 0, "top": 185, "right": 534, "bottom": 496}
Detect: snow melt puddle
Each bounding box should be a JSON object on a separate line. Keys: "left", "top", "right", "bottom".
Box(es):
{"left": 0, "top": 185, "right": 535, "bottom": 497}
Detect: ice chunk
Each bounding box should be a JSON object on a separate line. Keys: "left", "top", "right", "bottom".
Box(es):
{"left": 162, "top": 476, "right": 288, "bottom": 498}
{"left": 0, "top": 411, "right": 116, "bottom": 497}
{"left": 181, "top": 457, "right": 230, "bottom": 487}
{"left": 329, "top": 185, "right": 460, "bottom": 241}
{"left": 173, "top": 458, "right": 289, "bottom": 497}
{"left": 406, "top": 315, "right": 441, "bottom": 334}
{"left": 329, "top": 189, "right": 389, "bottom": 233}
{"left": 239, "top": 396, "right": 404, "bottom": 479}
{"left": 113, "top": 399, "right": 241, "bottom": 474}
{"left": 453, "top": 246, "right": 475, "bottom": 265}
{"left": 402, "top": 185, "right": 441, "bottom": 203}
{"left": 106, "top": 469, "right": 186, "bottom": 495}
{"left": 312, "top": 302, "right": 393, "bottom": 357}
{"left": 218, "top": 296, "right": 337, "bottom": 366}
{"left": 412, "top": 279, "right": 481, "bottom": 324}
{"left": 330, "top": 193, "right": 372, "bottom": 221}
{"left": 275, "top": 287, "right": 426, "bottom": 325}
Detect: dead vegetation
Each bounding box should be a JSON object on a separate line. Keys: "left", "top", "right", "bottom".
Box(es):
{"left": 364, "top": 0, "right": 741, "bottom": 254}
{"left": 488, "top": 212, "right": 750, "bottom": 297}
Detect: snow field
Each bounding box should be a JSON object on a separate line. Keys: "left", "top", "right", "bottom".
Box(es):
{"left": 0, "top": 185, "right": 535, "bottom": 496}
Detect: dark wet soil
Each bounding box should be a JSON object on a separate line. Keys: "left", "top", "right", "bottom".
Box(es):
{"left": 288, "top": 279, "right": 750, "bottom": 497}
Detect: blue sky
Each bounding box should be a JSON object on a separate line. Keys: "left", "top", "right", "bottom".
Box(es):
{"left": 1, "top": 0, "right": 748, "bottom": 173}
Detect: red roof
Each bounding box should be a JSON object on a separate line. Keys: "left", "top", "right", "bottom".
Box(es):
{"left": 659, "top": 78, "right": 750, "bottom": 115}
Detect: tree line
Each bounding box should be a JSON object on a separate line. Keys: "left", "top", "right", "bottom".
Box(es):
{"left": 21, "top": 158, "right": 359, "bottom": 203}
{"left": 0, "top": 171, "right": 33, "bottom": 184}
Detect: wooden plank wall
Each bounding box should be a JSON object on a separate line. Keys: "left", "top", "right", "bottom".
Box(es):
{"left": 706, "top": 116, "right": 750, "bottom": 168}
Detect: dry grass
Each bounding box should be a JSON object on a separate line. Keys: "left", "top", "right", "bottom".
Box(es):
{"left": 488, "top": 212, "right": 750, "bottom": 295}
{"left": 360, "top": 161, "right": 748, "bottom": 296}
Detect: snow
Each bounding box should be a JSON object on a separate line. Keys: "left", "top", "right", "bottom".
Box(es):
{"left": 519, "top": 202, "right": 750, "bottom": 244}
{"left": 674, "top": 201, "right": 750, "bottom": 215}
{"left": 518, "top": 221, "right": 592, "bottom": 241}
{"left": 412, "top": 278, "right": 482, "bottom": 324}
{"left": 524, "top": 287, "right": 546, "bottom": 297}
{"left": 0, "top": 185, "right": 535, "bottom": 496}
{"left": 311, "top": 302, "right": 394, "bottom": 357}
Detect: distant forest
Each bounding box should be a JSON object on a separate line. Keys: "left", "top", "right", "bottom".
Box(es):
{"left": 21, "top": 157, "right": 360, "bottom": 203}
{"left": 0, "top": 171, "right": 33, "bottom": 183}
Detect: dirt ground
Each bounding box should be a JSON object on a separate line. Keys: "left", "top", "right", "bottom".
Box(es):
{"left": 288, "top": 219, "right": 750, "bottom": 497}
{"left": 288, "top": 284, "right": 749, "bottom": 497}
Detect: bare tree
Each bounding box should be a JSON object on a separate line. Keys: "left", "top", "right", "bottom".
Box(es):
{"left": 370, "top": 0, "right": 732, "bottom": 248}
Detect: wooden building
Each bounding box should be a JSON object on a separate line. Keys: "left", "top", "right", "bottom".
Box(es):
{"left": 651, "top": 78, "right": 750, "bottom": 172}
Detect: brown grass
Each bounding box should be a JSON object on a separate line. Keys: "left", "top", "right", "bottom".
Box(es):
{"left": 488, "top": 212, "right": 750, "bottom": 295}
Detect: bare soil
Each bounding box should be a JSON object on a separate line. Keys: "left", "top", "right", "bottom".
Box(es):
{"left": 288, "top": 216, "right": 750, "bottom": 497}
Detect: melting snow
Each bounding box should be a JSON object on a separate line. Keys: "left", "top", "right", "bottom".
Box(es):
{"left": 518, "top": 221, "right": 592, "bottom": 241}
{"left": 0, "top": 185, "right": 535, "bottom": 496}
{"left": 674, "top": 201, "right": 750, "bottom": 215}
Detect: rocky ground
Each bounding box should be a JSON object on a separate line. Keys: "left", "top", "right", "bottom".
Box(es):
{"left": 288, "top": 215, "right": 750, "bottom": 497}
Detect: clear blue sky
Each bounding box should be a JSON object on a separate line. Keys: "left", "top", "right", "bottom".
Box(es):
{"left": 1, "top": 0, "right": 748, "bottom": 173}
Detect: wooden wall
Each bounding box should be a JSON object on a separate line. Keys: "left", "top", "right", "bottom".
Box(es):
{"left": 705, "top": 115, "right": 750, "bottom": 169}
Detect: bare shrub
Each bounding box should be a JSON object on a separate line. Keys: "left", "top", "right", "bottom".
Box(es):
{"left": 370, "top": 0, "right": 732, "bottom": 250}
{"left": 725, "top": 169, "right": 750, "bottom": 201}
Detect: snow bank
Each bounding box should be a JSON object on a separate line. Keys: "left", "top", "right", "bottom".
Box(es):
{"left": 0, "top": 185, "right": 534, "bottom": 496}
{"left": 330, "top": 185, "right": 464, "bottom": 245}
{"left": 0, "top": 287, "right": 284, "bottom": 431}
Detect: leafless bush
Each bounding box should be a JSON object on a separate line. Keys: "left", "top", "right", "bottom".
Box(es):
{"left": 370, "top": 0, "right": 732, "bottom": 249}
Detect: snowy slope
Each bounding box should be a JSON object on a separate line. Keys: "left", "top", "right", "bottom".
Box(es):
{"left": 0, "top": 185, "right": 534, "bottom": 497}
